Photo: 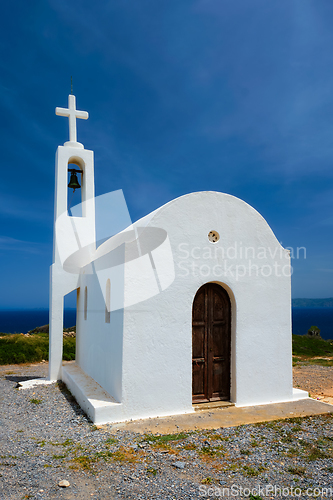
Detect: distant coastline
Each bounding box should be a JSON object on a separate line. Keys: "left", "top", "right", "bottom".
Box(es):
{"left": 1, "top": 305, "right": 333, "bottom": 340}
{"left": 292, "top": 298, "right": 333, "bottom": 308}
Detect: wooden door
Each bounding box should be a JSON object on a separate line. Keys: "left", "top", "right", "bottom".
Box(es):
{"left": 192, "top": 283, "right": 231, "bottom": 403}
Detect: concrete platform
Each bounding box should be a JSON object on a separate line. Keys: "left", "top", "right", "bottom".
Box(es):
{"left": 62, "top": 363, "right": 123, "bottom": 424}
{"left": 193, "top": 401, "right": 235, "bottom": 411}
{"left": 104, "top": 398, "right": 333, "bottom": 434}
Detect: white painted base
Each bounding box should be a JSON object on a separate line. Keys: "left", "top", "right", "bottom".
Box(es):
{"left": 61, "top": 363, "right": 311, "bottom": 425}
{"left": 18, "top": 379, "right": 56, "bottom": 390}
{"left": 234, "top": 388, "right": 309, "bottom": 408}
{"left": 292, "top": 388, "right": 309, "bottom": 401}
{"left": 62, "top": 363, "right": 123, "bottom": 425}
{"left": 62, "top": 363, "right": 195, "bottom": 425}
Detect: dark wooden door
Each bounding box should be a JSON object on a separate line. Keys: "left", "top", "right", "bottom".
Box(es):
{"left": 192, "top": 283, "right": 231, "bottom": 403}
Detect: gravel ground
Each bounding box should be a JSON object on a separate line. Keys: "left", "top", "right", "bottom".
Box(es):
{"left": 0, "top": 362, "right": 332, "bottom": 499}
{"left": 293, "top": 364, "right": 333, "bottom": 404}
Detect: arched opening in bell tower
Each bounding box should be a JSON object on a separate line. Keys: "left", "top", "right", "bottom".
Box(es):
{"left": 67, "top": 157, "right": 85, "bottom": 217}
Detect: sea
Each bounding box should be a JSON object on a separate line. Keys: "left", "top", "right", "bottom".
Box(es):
{"left": 0, "top": 307, "right": 332, "bottom": 340}
{"left": 291, "top": 308, "right": 333, "bottom": 340}
{"left": 0, "top": 309, "right": 76, "bottom": 334}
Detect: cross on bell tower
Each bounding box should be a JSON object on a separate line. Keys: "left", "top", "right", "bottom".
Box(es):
{"left": 56, "top": 94, "right": 89, "bottom": 149}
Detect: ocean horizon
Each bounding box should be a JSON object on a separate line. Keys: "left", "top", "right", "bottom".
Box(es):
{"left": 291, "top": 307, "right": 333, "bottom": 340}
{"left": 0, "top": 309, "right": 77, "bottom": 334}
{"left": 0, "top": 307, "right": 332, "bottom": 340}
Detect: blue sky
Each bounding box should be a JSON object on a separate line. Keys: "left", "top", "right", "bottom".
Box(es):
{"left": 0, "top": 0, "right": 333, "bottom": 308}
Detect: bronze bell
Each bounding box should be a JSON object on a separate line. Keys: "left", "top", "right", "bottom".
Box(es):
{"left": 68, "top": 172, "right": 81, "bottom": 191}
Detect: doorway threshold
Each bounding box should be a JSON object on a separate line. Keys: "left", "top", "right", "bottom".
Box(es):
{"left": 193, "top": 401, "right": 235, "bottom": 411}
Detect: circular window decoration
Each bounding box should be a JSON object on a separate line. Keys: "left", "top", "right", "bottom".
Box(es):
{"left": 208, "top": 230, "right": 220, "bottom": 243}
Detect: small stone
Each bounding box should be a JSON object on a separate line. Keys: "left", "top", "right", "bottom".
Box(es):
{"left": 172, "top": 461, "right": 185, "bottom": 469}
{"left": 58, "top": 480, "right": 70, "bottom": 488}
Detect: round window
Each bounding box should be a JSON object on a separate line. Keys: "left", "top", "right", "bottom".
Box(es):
{"left": 208, "top": 230, "right": 220, "bottom": 243}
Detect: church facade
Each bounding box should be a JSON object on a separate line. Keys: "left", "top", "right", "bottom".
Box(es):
{"left": 49, "top": 95, "right": 308, "bottom": 424}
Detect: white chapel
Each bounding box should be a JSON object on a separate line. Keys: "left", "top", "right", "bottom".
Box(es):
{"left": 48, "top": 95, "right": 308, "bottom": 424}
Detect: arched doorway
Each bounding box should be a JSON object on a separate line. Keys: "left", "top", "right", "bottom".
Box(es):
{"left": 192, "top": 283, "right": 231, "bottom": 403}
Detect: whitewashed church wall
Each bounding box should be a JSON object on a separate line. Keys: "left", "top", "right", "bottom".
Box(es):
{"left": 75, "top": 271, "right": 124, "bottom": 403}
{"left": 69, "top": 191, "right": 293, "bottom": 421}
{"left": 121, "top": 288, "right": 194, "bottom": 419}
{"left": 119, "top": 191, "right": 292, "bottom": 414}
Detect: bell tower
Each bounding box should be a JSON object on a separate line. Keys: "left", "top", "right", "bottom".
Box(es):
{"left": 49, "top": 94, "right": 96, "bottom": 381}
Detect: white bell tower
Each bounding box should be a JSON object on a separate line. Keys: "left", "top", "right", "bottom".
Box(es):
{"left": 49, "top": 95, "right": 96, "bottom": 381}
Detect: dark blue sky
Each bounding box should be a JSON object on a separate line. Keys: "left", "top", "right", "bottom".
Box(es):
{"left": 1, "top": 0, "right": 333, "bottom": 308}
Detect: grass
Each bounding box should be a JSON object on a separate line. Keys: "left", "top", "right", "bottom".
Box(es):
{"left": 287, "top": 465, "right": 306, "bottom": 476}
{"left": 201, "top": 477, "right": 214, "bottom": 484}
{"left": 183, "top": 443, "right": 197, "bottom": 450}
{"left": 307, "top": 446, "right": 329, "bottom": 461}
{"left": 49, "top": 438, "right": 74, "bottom": 447}
{"left": 0, "top": 332, "right": 75, "bottom": 364}
{"left": 200, "top": 445, "right": 225, "bottom": 458}
{"left": 30, "top": 398, "right": 42, "bottom": 405}
{"left": 286, "top": 446, "right": 300, "bottom": 458}
{"left": 147, "top": 467, "right": 158, "bottom": 476}
{"left": 95, "top": 450, "right": 114, "bottom": 461}
{"left": 287, "top": 436, "right": 333, "bottom": 461}
{"left": 64, "top": 441, "right": 146, "bottom": 470}
{"left": 72, "top": 455, "right": 96, "bottom": 470}
{"left": 143, "top": 432, "right": 189, "bottom": 444}
{"left": 287, "top": 417, "right": 304, "bottom": 425}
{"left": 242, "top": 465, "right": 267, "bottom": 477}
{"left": 281, "top": 432, "right": 294, "bottom": 443}
{"left": 143, "top": 432, "right": 189, "bottom": 451}
{"left": 110, "top": 446, "right": 141, "bottom": 463}
{"left": 105, "top": 437, "right": 118, "bottom": 445}
{"left": 292, "top": 334, "right": 333, "bottom": 358}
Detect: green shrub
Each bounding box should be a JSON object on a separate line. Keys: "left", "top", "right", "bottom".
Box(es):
{"left": 0, "top": 333, "right": 75, "bottom": 365}
{"left": 63, "top": 337, "right": 76, "bottom": 360}
{"left": 292, "top": 334, "right": 333, "bottom": 357}
{"left": 307, "top": 326, "right": 321, "bottom": 337}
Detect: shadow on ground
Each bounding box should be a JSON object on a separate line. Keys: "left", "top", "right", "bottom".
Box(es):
{"left": 5, "top": 375, "right": 44, "bottom": 385}
{"left": 57, "top": 380, "right": 92, "bottom": 421}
